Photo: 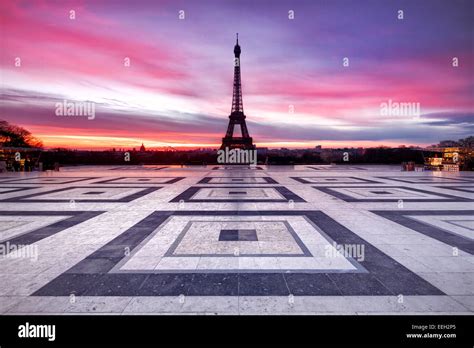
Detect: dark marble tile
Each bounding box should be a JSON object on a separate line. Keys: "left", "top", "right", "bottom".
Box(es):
{"left": 33, "top": 274, "right": 104, "bottom": 296}
{"left": 219, "top": 229, "right": 239, "bottom": 241}
{"left": 187, "top": 274, "right": 238, "bottom": 296}
{"left": 328, "top": 273, "right": 392, "bottom": 296}
{"left": 66, "top": 258, "right": 122, "bottom": 274}
{"left": 374, "top": 270, "right": 444, "bottom": 296}
{"left": 84, "top": 274, "right": 150, "bottom": 296}
{"left": 238, "top": 273, "right": 289, "bottom": 296}
{"left": 218, "top": 229, "right": 258, "bottom": 241}
{"left": 137, "top": 274, "right": 194, "bottom": 296}
{"left": 92, "top": 245, "right": 133, "bottom": 258}
{"left": 284, "top": 273, "right": 341, "bottom": 295}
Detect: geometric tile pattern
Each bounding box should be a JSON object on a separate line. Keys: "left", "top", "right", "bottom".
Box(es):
{"left": 435, "top": 186, "right": 474, "bottom": 193}
{"left": 377, "top": 176, "right": 474, "bottom": 184}
{"left": 371, "top": 210, "right": 474, "bottom": 254}
{"left": 33, "top": 211, "right": 443, "bottom": 296}
{"left": 0, "top": 167, "right": 473, "bottom": 314}
{"left": 308, "top": 166, "right": 368, "bottom": 171}
{"left": 213, "top": 166, "right": 264, "bottom": 170}
{"left": 292, "top": 176, "right": 380, "bottom": 184}
{"left": 94, "top": 177, "right": 185, "bottom": 184}
{"left": 0, "top": 211, "right": 104, "bottom": 251}
{"left": 0, "top": 186, "right": 40, "bottom": 195}
{"left": 140, "top": 218, "right": 315, "bottom": 259}
{"left": 170, "top": 186, "right": 305, "bottom": 202}
{"left": 0, "top": 177, "right": 97, "bottom": 184}
{"left": 314, "top": 186, "right": 473, "bottom": 202}
{"left": 198, "top": 177, "right": 278, "bottom": 184}
{"left": 109, "top": 166, "right": 168, "bottom": 171}
{"left": 0, "top": 186, "right": 161, "bottom": 203}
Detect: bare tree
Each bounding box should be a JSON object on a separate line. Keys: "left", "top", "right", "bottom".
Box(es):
{"left": 0, "top": 120, "right": 43, "bottom": 148}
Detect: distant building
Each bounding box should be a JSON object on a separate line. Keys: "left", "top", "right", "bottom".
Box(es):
{"left": 140, "top": 143, "right": 146, "bottom": 152}
{"left": 424, "top": 147, "right": 472, "bottom": 171}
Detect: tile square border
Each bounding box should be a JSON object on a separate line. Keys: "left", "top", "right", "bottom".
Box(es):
{"left": 313, "top": 186, "right": 473, "bottom": 202}
{"left": 371, "top": 210, "right": 474, "bottom": 254}
{"left": 291, "top": 176, "right": 380, "bottom": 184}
{"left": 0, "top": 186, "right": 161, "bottom": 203}
{"left": 377, "top": 176, "right": 474, "bottom": 184}
{"left": 33, "top": 210, "right": 444, "bottom": 297}
{"left": 212, "top": 166, "right": 264, "bottom": 170}
{"left": 0, "top": 211, "right": 105, "bottom": 251}
{"left": 109, "top": 166, "right": 168, "bottom": 170}
{"left": 162, "top": 219, "right": 312, "bottom": 258}
{"left": 0, "top": 186, "right": 41, "bottom": 195}
{"left": 445, "top": 219, "right": 474, "bottom": 231}
{"left": 198, "top": 176, "right": 278, "bottom": 184}
{"left": 0, "top": 177, "right": 98, "bottom": 184}
{"left": 170, "top": 186, "right": 305, "bottom": 203}
{"left": 434, "top": 186, "right": 474, "bottom": 193}
{"left": 308, "top": 166, "right": 368, "bottom": 171}
{"left": 93, "top": 177, "right": 185, "bottom": 184}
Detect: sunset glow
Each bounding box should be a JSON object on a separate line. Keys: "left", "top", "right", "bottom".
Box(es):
{"left": 1, "top": 0, "right": 473, "bottom": 149}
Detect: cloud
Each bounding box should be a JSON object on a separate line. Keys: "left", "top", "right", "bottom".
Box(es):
{"left": 1, "top": 0, "right": 473, "bottom": 148}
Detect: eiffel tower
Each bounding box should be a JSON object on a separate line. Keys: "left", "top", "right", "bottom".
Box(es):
{"left": 221, "top": 34, "right": 255, "bottom": 150}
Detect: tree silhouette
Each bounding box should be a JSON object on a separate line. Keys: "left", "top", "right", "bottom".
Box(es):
{"left": 0, "top": 120, "right": 43, "bottom": 148}
{"left": 458, "top": 136, "right": 474, "bottom": 149}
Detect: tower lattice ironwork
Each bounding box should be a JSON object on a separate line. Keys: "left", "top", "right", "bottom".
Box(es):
{"left": 221, "top": 33, "right": 255, "bottom": 150}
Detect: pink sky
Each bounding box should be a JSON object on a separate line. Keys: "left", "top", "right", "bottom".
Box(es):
{"left": 1, "top": 0, "right": 473, "bottom": 149}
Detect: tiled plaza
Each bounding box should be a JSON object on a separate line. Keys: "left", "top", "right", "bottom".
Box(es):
{"left": 0, "top": 165, "right": 473, "bottom": 314}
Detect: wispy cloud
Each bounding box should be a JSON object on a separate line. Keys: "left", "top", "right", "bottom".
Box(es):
{"left": 1, "top": 0, "right": 472, "bottom": 149}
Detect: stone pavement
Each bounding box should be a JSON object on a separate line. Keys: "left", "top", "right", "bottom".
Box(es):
{"left": 0, "top": 165, "right": 472, "bottom": 314}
